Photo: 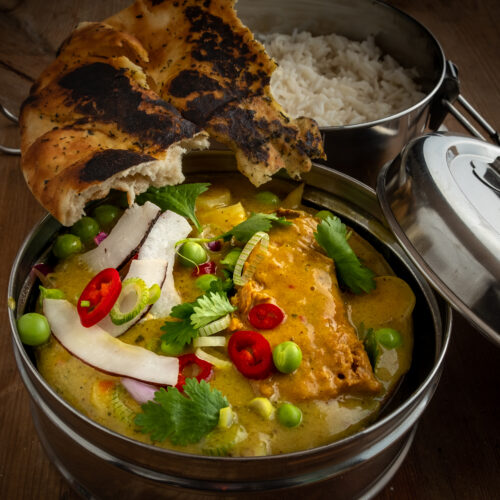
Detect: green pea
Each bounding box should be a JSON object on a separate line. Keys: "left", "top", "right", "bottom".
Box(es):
{"left": 196, "top": 274, "right": 218, "bottom": 291}
{"left": 178, "top": 241, "right": 207, "bottom": 267}
{"left": 71, "top": 216, "right": 100, "bottom": 243}
{"left": 17, "top": 312, "right": 51, "bottom": 346}
{"left": 160, "top": 340, "right": 184, "bottom": 356}
{"left": 93, "top": 204, "right": 122, "bottom": 230}
{"left": 53, "top": 234, "right": 83, "bottom": 259}
{"left": 255, "top": 191, "right": 280, "bottom": 206}
{"left": 220, "top": 248, "right": 242, "bottom": 271}
{"left": 316, "top": 210, "right": 334, "bottom": 221}
{"left": 374, "top": 328, "right": 402, "bottom": 349}
{"left": 272, "top": 341, "right": 302, "bottom": 374}
{"left": 277, "top": 403, "right": 302, "bottom": 428}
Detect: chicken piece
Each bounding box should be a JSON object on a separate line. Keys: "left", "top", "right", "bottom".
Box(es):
{"left": 230, "top": 212, "right": 381, "bottom": 402}
{"left": 106, "top": 0, "right": 326, "bottom": 186}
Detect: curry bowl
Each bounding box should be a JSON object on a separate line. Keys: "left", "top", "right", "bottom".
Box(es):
{"left": 9, "top": 152, "right": 451, "bottom": 499}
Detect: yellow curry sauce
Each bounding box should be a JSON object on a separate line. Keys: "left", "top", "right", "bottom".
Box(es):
{"left": 36, "top": 179, "right": 415, "bottom": 456}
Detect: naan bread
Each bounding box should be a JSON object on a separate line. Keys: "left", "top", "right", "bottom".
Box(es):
{"left": 21, "top": 0, "right": 326, "bottom": 225}
{"left": 106, "top": 0, "right": 325, "bottom": 185}
{"left": 20, "top": 22, "right": 209, "bottom": 226}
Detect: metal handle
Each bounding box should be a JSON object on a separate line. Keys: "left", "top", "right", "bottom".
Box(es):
{"left": 0, "top": 102, "right": 21, "bottom": 155}
{"left": 430, "top": 61, "right": 500, "bottom": 145}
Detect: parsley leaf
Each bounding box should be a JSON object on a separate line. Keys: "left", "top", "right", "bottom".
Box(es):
{"left": 314, "top": 216, "right": 375, "bottom": 294}
{"left": 219, "top": 213, "right": 291, "bottom": 243}
{"left": 190, "top": 291, "right": 236, "bottom": 329}
{"left": 160, "top": 319, "right": 199, "bottom": 348}
{"left": 136, "top": 183, "right": 209, "bottom": 232}
{"left": 135, "top": 379, "right": 229, "bottom": 445}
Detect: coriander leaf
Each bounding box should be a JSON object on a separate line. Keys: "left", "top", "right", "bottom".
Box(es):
{"left": 190, "top": 291, "right": 236, "bottom": 329}
{"left": 136, "top": 183, "right": 209, "bottom": 232}
{"left": 220, "top": 213, "right": 291, "bottom": 243}
{"left": 135, "top": 379, "right": 229, "bottom": 445}
{"left": 170, "top": 302, "right": 195, "bottom": 319}
{"left": 209, "top": 277, "right": 234, "bottom": 294}
{"left": 314, "top": 216, "right": 375, "bottom": 294}
{"left": 160, "top": 318, "right": 199, "bottom": 347}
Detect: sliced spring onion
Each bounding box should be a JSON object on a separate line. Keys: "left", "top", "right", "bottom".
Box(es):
{"left": 195, "top": 348, "right": 232, "bottom": 369}
{"left": 110, "top": 278, "right": 149, "bottom": 325}
{"left": 233, "top": 231, "right": 269, "bottom": 286}
{"left": 147, "top": 284, "right": 161, "bottom": 305}
{"left": 193, "top": 336, "right": 227, "bottom": 348}
{"left": 198, "top": 313, "right": 231, "bottom": 336}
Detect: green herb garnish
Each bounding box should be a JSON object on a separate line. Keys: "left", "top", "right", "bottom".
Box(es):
{"left": 135, "top": 379, "right": 229, "bottom": 445}
{"left": 136, "top": 183, "right": 209, "bottom": 232}
{"left": 219, "top": 213, "right": 291, "bottom": 243}
{"left": 161, "top": 279, "right": 236, "bottom": 348}
{"left": 314, "top": 215, "right": 375, "bottom": 294}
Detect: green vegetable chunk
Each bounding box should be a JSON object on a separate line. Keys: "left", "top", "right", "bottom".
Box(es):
{"left": 53, "top": 234, "right": 83, "bottom": 259}
{"left": 277, "top": 403, "right": 302, "bottom": 428}
{"left": 135, "top": 379, "right": 229, "bottom": 445}
{"left": 220, "top": 248, "right": 242, "bottom": 271}
{"left": 375, "top": 328, "right": 402, "bottom": 349}
{"left": 314, "top": 216, "right": 375, "bottom": 294}
{"left": 272, "top": 341, "right": 302, "bottom": 374}
{"left": 136, "top": 183, "right": 209, "bottom": 232}
{"left": 71, "top": 216, "right": 100, "bottom": 243}
{"left": 315, "top": 210, "right": 334, "bottom": 221}
{"left": 38, "top": 286, "right": 65, "bottom": 309}
{"left": 160, "top": 340, "right": 184, "bottom": 356}
{"left": 93, "top": 204, "right": 122, "bottom": 230}
{"left": 255, "top": 191, "right": 280, "bottom": 206}
{"left": 17, "top": 312, "right": 51, "bottom": 346}
{"left": 178, "top": 242, "right": 207, "bottom": 267}
{"left": 195, "top": 274, "right": 218, "bottom": 291}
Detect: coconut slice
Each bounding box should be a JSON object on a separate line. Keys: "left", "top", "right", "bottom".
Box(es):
{"left": 98, "top": 258, "right": 168, "bottom": 337}
{"left": 139, "top": 210, "right": 192, "bottom": 318}
{"left": 43, "top": 298, "right": 179, "bottom": 385}
{"left": 80, "top": 201, "right": 161, "bottom": 272}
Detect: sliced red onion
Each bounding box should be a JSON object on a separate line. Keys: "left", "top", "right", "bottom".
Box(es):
{"left": 192, "top": 261, "right": 217, "bottom": 277}
{"left": 33, "top": 263, "right": 53, "bottom": 275}
{"left": 94, "top": 232, "right": 108, "bottom": 246}
{"left": 206, "top": 240, "right": 222, "bottom": 251}
{"left": 121, "top": 377, "right": 158, "bottom": 404}
{"left": 31, "top": 264, "right": 53, "bottom": 287}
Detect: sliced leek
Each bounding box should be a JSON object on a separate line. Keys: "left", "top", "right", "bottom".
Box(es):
{"left": 233, "top": 231, "right": 269, "bottom": 286}
{"left": 110, "top": 278, "right": 149, "bottom": 325}
{"left": 195, "top": 348, "right": 232, "bottom": 369}
{"left": 193, "top": 336, "right": 227, "bottom": 348}
{"left": 198, "top": 314, "right": 231, "bottom": 336}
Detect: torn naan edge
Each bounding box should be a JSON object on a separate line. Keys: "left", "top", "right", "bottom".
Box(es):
{"left": 20, "top": 22, "right": 209, "bottom": 226}
{"left": 106, "top": 0, "right": 326, "bottom": 186}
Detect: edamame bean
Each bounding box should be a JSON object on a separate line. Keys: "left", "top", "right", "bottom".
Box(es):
{"left": 277, "top": 403, "right": 302, "bottom": 427}
{"left": 53, "top": 234, "right": 83, "bottom": 259}
{"left": 195, "top": 274, "right": 218, "bottom": 291}
{"left": 255, "top": 191, "right": 280, "bottom": 205}
{"left": 17, "top": 312, "right": 51, "bottom": 346}
{"left": 220, "top": 248, "right": 242, "bottom": 271}
{"left": 93, "top": 204, "right": 122, "bottom": 229}
{"left": 178, "top": 241, "right": 207, "bottom": 267}
{"left": 272, "top": 341, "right": 302, "bottom": 374}
{"left": 71, "top": 216, "right": 100, "bottom": 243}
{"left": 374, "top": 328, "right": 402, "bottom": 349}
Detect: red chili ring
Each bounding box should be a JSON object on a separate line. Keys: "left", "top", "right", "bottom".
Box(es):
{"left": 175, "top": 353, "right": 213, "bottom": 391}
{"left": 228, "top": 330, "right": 272, "bottom": 379}
{"left": 248, "top": 303, "right": 284, "bottom": 330}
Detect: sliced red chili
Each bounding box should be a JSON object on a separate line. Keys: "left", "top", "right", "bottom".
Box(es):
{"left": 248, "top": 303, "right": 284, "bottom": 330}
{"left": 192, "top": 261, "right": 217, "bottom": 277}
{"left": 175, "top": 353, "right": 213, "bottom": 391}
{"left": 228, "top": 331, "right": 272, "bottom": 379}
{"left": 77, "top": 268, "right": 122, "bottom": 327}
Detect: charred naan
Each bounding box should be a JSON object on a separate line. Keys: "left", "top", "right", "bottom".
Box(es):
{"left": 20, "top": 23, "right": 208, "bottom": 226}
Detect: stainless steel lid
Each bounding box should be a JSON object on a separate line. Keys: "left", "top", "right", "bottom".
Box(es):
{"left": 377, "top": 133, "right": 500, "bottom": 345}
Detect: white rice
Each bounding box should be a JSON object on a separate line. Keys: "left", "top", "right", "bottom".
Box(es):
{"left": 261, "top": 31, "right": 425, "bottom": 127}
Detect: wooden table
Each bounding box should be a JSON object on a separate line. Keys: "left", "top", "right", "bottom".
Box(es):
{"left": 0, "top": 0, "right": 498, "bottom": 498}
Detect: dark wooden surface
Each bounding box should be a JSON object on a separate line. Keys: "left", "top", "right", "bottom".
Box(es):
{"left": 0, "top": 1, "right": 498, "bottom": 498}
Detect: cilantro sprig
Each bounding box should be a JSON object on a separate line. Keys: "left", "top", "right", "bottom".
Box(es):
{"left": 135, "top": 379, "right": 229, "bottom": 445}
{"left": 161, "top": 279, "right": 236, "bottom": 348}
{"left": 314, "top": 215, "right": 375, "bottom": 294}
{"left": 136, "top": 183, "right": 209, "bottom": 232}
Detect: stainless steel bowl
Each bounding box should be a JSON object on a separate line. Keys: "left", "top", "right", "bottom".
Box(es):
{"left": 9, "top": 152, "right": 451, "bottom": 499}
{"left": 237, "top": 0, "right": 496, "bottom": 186}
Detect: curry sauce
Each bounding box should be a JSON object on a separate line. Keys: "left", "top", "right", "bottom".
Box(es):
{"left": 37, "top": 179, "right": 415, "bottom": 456}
